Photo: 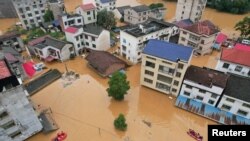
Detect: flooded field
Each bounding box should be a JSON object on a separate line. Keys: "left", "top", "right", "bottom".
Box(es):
{"left": 27, "top": 56, "right": 215, "bottom": 141}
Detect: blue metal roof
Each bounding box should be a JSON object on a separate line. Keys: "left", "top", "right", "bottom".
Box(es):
{"left": 100, "top": 0, "right": 113, "bottom": 3}
{"left": 143, "top": 39, "right": 193, "bottom": 62}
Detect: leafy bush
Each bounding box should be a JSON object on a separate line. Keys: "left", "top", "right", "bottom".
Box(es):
{"left": 114, "top": 114, "right": 127, "bottom": 131}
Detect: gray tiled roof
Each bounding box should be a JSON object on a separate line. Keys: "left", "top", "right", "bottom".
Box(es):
{"left": 83, "top": 24, "right": 104, "bottom": 36}
{"left": 131, "top": 5, "right": 150, "bottom": 13}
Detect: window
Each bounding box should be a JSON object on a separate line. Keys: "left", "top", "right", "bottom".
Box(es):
{"left": 37, "top": 17, "right": 40, "bottom": 20}
{"left": 22, "top": 15, "right": 25, "bottom": 18}
{"left": 235, "top": 66, "right": 242, "bottom": 72}
{"left": 176, "top": 72, "right": 181, "bottom": 78}
{"left": 248, "top": 70, "right": 250, "bottom": 76}
{"left": 33, "top": 5, "right": 37, "bottom": 8}
{"left": 208, "top": 100, "right": 215, "bottom": 105}
{"left": 35, "top": 11, "right": 39, "bottom": 14}
{"left": 183, "top": 31, "right": 187, "bottom": 35}
{"left": 87, "top": 11, "right": 90, "bottom": 15}
{"left": 199, "top": 89, "right": 206, "bottom": 93}
{"left": 181, "top": 37, "right": 185, "bottom": 41}
{"left": 156, "top": 82, "right": 170, "bottom": 92}
{"left": 196, "top": 96, "right": 203, "bottom": 101}
{"left": 76, "top": 36, "right": 79, "bottom": 41}
{"left": 19, "top": 8, "right": 23, "bottom": 13}
{"left": 39, "top": 50, "right": 43, "bottom": 55}
{"left": 24, "top": 20, "right": 28, "bottom": 24}
{"left": 201, "top": 40, "right": 205, "bottom": 44}
{"left": 237, "top": 110, "right": 248, "bottom": 116}
{"left": 173, "top": 80, "right": 179, "bottom": 86}
{"left": 80, "top": 35, "right": 83, "bottom": 39}
{"left": 30, "top": 19, "right": 34, "bottom": 23}
{"left": 211, "top": 93, "right": 217, "bottom": 99}
{"left": 145, "top": 70, "right": 154, "bottom": 76}
{"left": 123, "top": 38, "right": 126, "bottom": 43}
{"left": 144, "top": 78, "right": 153, "bottom": 84}
{"left": 186, "top": 85, "right": 192, "bottom": 89}
{"left": 85, "top": 35, "right": 88, "bottom": 39}
{"left": 138, "top": 52, "right": 141, "bottom": 55}
{"left": 146, "top": 56, "right": 156, "bottom": 61}
{"left": 145, "top": 61, "right": 155, "bottom": 68}
{"left": 88, "top": 17, "right": 91, "bottom": 20}
{"left": 91, "top": 37, "right": 95, "bottom": 41}
{"left": 221, "top": 104, "right": 231, "bottom": 111}
{"left": 159, "top": 65, "right": 175, "bottom": 75}
{"left": 76, "top": 19, "right": 81, "bottom": 23}
{"left": 183, "top": 91, "right": 190, "bottom": 96}
{"left": 242, "top": 103, "right": 250, "bottom": 109}
{"left": 222, "top": 63, "right": 230, "bottom": 69}
{"left": 157, "top": 74, "right": 173, "bottom": 84}
{"left": 25, "top": 7, "right": 30, "bottom": 11}
{"left": 81, "top": 42, "right": 84, "bottom": 45}
{"left": 64, "top": 22, "right": 67, "bottom": 25}
{"left": 172, "top": 88, "right": 177, "bottom": 93}
{"left": 178, "top": 64, "right": 184, "bottom": 69}
{"left": 92, "top": 44, "right": 96, "bottom": 48}
{"left": 28, "top": 13, "right": 32, "bottom": 17}
{"left": 77, "top": 44, "right": 80, "bottom": 47}
{"left": 41, "top": 10, "right": 45, "bottom": 13}
{"left": 85, "top": 42, "right": 89, "bottom": 46}
{"left": 39, "top": 4, "right": 43, "bottom": 7}
{"left": 226, "top": 98, "right": 235, "bottom": 103}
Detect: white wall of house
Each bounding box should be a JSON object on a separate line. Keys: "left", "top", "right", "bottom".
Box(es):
{"left": 218, "top": 95, "right": 250, "bottom": 119}
{"left": 140, "top": 54, "right": 190, "bottom": 96}
{"left": 216, "top": 60, "right": 250, "bottom": 77}
{"left": 60, "top": 44, "right": 74, "bottom": 61}
{"left": 75, "top": 7, "right": 97, "bottom": 25}
{"left": 65, "top": 28, "right": 84, "bottom": 55}
{"left": 120, "top": 26, "right": 173, "bottom": 64}
{"left": 61, "top": 15, "right": 84, "bottom": 31}
{"left": 96, "top": 0, "right": 116, "bottom": 11}
{"left": 179, "top": 80, "right": 224, "bottom": 106}
{"left": 83, "top": 30, "right": 110, "bottom": 51}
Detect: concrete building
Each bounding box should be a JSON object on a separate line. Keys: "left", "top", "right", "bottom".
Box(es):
{"left": 59, "top": 13, "right": 84, "bottom": 31}
{"left": 216, "top": 48, "right": 250, "bottom": 77}
{"left": 95, "top": 0, "right": 116, "bottom": 11}
{"left": 12, "top": 0, "right": 48, "bottom": 29}
{"left": 175, "top": 0, "right": 207, "bottom": 22}
{"left": 179, "top": 65, "right": 229, "bottom": 106}
{"left": 48, "top": 0, "right": 65, "bottom": 20}
{"left": 0, "top": 31, "right": 25, "bottom": 52}
{"left": 140, "top": 39, "right": 193, "bottom": 96}
{"left": 28, "top": 35, "right": 74, "bottom": 62}
{"left": 0, "top": 86, "right": 43, "bottom": 141}
{"left": 218, "top": 74, "right": 250, "bottom": 119}
{"left": 120, "top": 19, "right": 177, "bottom": 64}
{"left": 0, "top": 0, "right": 17, "bottom": 18}
{"left": 124, "top": 5, "right": 151, "bottom": 25}
{"left": 149, "top": 7, "right": 166, "bottom": 21}
{"left": 75, "top": 3, "right": 97, "bottom": 25}
{"left": 113, "top": 5, "right": 131, "bottom": 20}
{"left": 178, "top": 20, "right": 220, "bottom": 55}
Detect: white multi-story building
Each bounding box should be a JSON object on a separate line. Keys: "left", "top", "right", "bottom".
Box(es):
{"left": 175, "top": 0, "right": 207, "bottom": 22}
{"left": 124, "top": 5, "right": 151, "bottom": 25}
{"left": 75, "top": 3, "right": 97, "bottom": 25}
{"left": 65, "top": 24, "right": 110, "bottom": 55}
{"left": 120, "top": 19, "right": 177, "bottom": 64}
{"left": 48, "top": 0, "right": 65, "bottom": 20}
{"left": 179, "top": 65, "right": 229, "bottom": 106}
{"left": 59, "top": 13, "right": 84, "bottom": 31}
{"left": 12, "top": 0, "right": 48, "bottom": 29}
{"left": 178, "top": 20, "right": 219, "bottom": 55}
{"left": 95, "top": 0, "right": 116, "bottom": 11}
{"left": 140, "top": 39, "right": 193, "bottom": 96}
{"left": 218, "top": 74, "right": 250, "bottom": 119}
{"left": 216, "top": 48, "right": 250, "bottom": 77}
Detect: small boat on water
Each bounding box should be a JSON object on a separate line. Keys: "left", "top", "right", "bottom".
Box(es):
{"left": 187, "top": 129, "right": 203, "bottom": 141}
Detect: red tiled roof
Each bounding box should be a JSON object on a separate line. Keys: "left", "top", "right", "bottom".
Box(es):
{"left": 215, "top": 33, "right": 227, "bottom": 43}
{"left": 221, "top": 48, "right": 250, "bottom": 67}
{"left": 0, "top": 60, "right": 11, "bottom": 79}
{"left": 80, "top": 3, "right": 95, "bottom": 11}
{"left": 28, "top": 35, "right": 50, "bottom": 46}
{"left": 65, "top": 26, "right": 79, "bottom": 34}
{"left": 183, "top": 20, "right": 220, "bottom": 36}
{"left": 235, "top": 43, "right": 250, "bottom": 52}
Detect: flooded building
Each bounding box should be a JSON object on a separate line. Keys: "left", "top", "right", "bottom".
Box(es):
{"left": 48, "top": 0, "right": 65, "bottom": 20}
{"left": 28, "top": 35, "right": 74, "bottom": 62}
{"left": 0, "top": 0, "right": 17, "bottom": 18}
{"left": 216, "top": 47, "right": 250, "bottom": 78}
{"left": 65, "top": 24, "right": 110, "bottom": 55}
{"left": 175, "top": 0, "right": 207, "bottom": 22}
{"left": 0, "top": 86, "right": 43, "bottom": 141}
{"left": 140, "top": 39, "right": 193, "bottom": 96}
{"left": 95, "top": 0, "right": 116, "bottom": 11}
{"left": 75, "top": 3, "right": 97, "bottom": 25}
{"left": 149, "top": 7, "right": 166, "bottom": 21}
{"left": 178, "top": 20, "right": 220, "bottom": 55}
{"left": 120, "top": 19, "right": 177, "bottom": 64}
{"left": 180, "top": 65, "right": 229, "bottom": 106}
{"left": 0, "top": 32, "right": 25, "bottom": 53}
{"left": 124, "top": 5, "right": 151, "bottom": 25}
{"left": 113, "top": 5, "right": 131, "bottom": 20}
{"left": 12, "top": 0, "right": 48, "bottom": 29}
{"left": 218, "top": 74, "right": 250, "bottom": 119}
{"left": 59, "top": 13, "right": 83, "bottom": 31}
{"left": 86, "top": 51, "right": 127, "bottom": 77}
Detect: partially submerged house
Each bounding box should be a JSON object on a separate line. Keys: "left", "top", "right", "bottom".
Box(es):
{"left": 28, "top": 35, "right": 74, "bottom": 62}
{"left": 85, "top": 51, "right": 128, "bottom": 77}
{"left": 0, "top": 31, "right": 24, "bottom": 52}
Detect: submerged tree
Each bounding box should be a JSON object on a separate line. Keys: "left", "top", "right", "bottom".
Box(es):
{"left": 235, "top": 16, "right": 250, "bottom": 40}
{"left": 97, "top": 9, "right": 116, "bottom": 30}
{"left": 106, "top": 71, "right": 130, "bottom": 100}
{"left": 114, "top": 114, "right": 127, "bottom": 131}
{"left": 43, "top": 10, "right": 54, "bottom": 22}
